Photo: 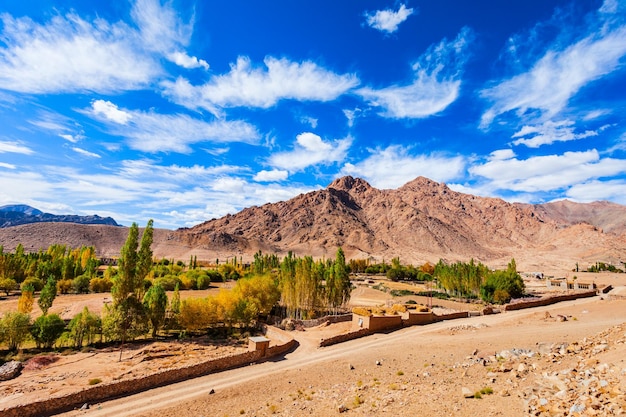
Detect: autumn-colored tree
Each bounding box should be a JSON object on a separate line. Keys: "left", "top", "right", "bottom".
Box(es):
{"left": 69, "top": 307, "right": 101, "bottom": 349}
{"left": 0, "top": 311, "right": 31, "bottom": 350}
{"left": 17, "top": 283, "right": 35, "bottom": 314}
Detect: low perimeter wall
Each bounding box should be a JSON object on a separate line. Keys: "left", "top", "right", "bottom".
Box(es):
{"left": 2, "top": 333, "right": 296, "bottom": 417}
{"left": 504, "top": 290, "right": 597, "bottom": 311}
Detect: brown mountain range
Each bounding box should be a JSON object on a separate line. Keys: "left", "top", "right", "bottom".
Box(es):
{"left": 0, "top": 176, "right": 624, "bottom": 271}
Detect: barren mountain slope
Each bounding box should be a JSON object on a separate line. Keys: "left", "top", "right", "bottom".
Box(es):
{"left": 518, "top": 200, "right": 626, "bottom": 235}
{"left": 0, "top": 176, "right": 624, "bottom": 270}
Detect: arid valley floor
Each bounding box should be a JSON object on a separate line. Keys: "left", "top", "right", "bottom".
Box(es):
{"left": 1, "top": 271, "right": 626, "bottom": 416}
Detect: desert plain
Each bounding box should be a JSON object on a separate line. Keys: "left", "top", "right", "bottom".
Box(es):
{"left": 1, "top": 270, "right": 625, "bottom": 417}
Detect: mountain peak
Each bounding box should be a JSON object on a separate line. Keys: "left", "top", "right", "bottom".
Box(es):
{"left": 0, "top": 204, "right": 43, "bottom": 216}
{"left": 328, "top": 176, "right": 373, "bottom": 193}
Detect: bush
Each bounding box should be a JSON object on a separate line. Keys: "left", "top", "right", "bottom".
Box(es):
{"left": 21, "top": 277, "right": 44, "bottom": 292}
{"left": 72, "top": 275, "right": 91, "bottom": 294}
{"left": 0, "top": 278, "right": 17, "bottom": 296}
{"left": 493, "top": 289, "right": 511, "bottom": 304}
{"left": 0, "top": 311, "right": 31, "bottom": 350}
{"left": 30, "top": 314, "right": 66, "bottom": 349}
{"left": 57, "top": 279, "right": 73, "bottom": 294}
{"left": 89, "top": 277, "right": 114, "bottom": 293}
{"left": 153, "top": 275, "right": 182, "bottom": 291}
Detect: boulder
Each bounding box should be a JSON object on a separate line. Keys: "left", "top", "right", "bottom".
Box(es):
{"left": 0, "top": 361, "right": 23, "bottom": 381}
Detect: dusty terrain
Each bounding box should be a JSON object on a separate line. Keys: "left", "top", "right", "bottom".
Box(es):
{"left": 1, "top": 272, "right": 625, "bottom": 416}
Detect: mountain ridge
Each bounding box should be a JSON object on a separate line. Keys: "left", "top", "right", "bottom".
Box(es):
{"left": 0, "top": 177, "right": 624, "bottom": 271}
{"left": 0, "top": 204, "right": 119, "bottom": 228}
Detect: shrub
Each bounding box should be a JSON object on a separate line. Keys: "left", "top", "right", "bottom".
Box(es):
{"left": 57, "top": 279, "right": 73, "bottom": 294}
{"left": 89, "top": 277, "right": 114, "bottom": 293}
{"left": 30, "top": 314, "right": 66, "bottom": 349}
{"left": 88, "top": 378, "right": 102, "bottom": 385}
{"left": 0, "top": 311, "right": 31, "bottom": 350}
{"left": 72, "top": 275, "right": 91, "bottom": 294}
{"left": 493, "top": 289, "right": 511, "bottom": 305}
{"left": 0, "top": 278, "right": 17, "bottom": 296}
{"left": 21, "top": 277, "right": 44, "bottom": 292}
{"left": 153, "top": 275, "right": 182, "bottom": 291}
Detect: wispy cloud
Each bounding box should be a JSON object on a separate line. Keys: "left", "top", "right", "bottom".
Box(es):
{"left": 0, "top": 0, "right": 207, "bottom": 95}
{"left": 357, "top": 27, "right": 472, "bottom": 119}
{"left": 469, "top": 149, "right": 626, "bottom": 192}
{"left": 85, "top": 100, "right": 260, "bottom": 153}
{"left": 364, "top": 4, "right": 415, "bottom": 34}
{"left": 0, "top": 140, "right": 34, "bottom": 154}
{"left": 72, "top": 147, "right": 101, "bottom": 158}
{"left": 267, "top": 132, "right": 352, "bottom": 172}
{"left": 162, "top": 56, "right": 359, "bottom": 114}
{"left": 511, "top": 120, "right": 601, "bottom": 148}
{"left": 480, "top": 5, "right": 626, "bottom": 127}
{"left": 340, "top": 145, "right": 465, "bottom": 189}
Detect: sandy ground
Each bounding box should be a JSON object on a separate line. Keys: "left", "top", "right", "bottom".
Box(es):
{"left": 1, "top": 272, "right": 625, "bottom": 416}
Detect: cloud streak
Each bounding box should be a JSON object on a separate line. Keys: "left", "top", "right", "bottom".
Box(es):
{"left": 357, "top": 27, "right": 472, "bottom": 119}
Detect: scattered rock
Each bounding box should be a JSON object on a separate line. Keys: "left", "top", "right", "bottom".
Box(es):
{"left": 80, "top": 403, "right": 90, "bottom": 410}
{"left": 209, "top": 389, "right": 215, "bottom": 394}
{"left": 0, "top": 361, "right": 23, "bottom": 381}
{"left": 338, "top": 404, "right": 349, "bottom": 413}
{"left": 462, "top": 387, "right": 474, "bottom": 398}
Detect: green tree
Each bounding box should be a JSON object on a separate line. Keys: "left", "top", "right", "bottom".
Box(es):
{"left": 0, "top": 312, "right": 31, "bottom": 350}
{"left": 30, "top": 313, "right": 65, "bottom": 349}
{"left": 143, "top": 284, "right": 168, "bottom": 338}
{"left": 109, "top": 220, "right": 153, "bottom": 358}
{"left": 38, "top": 276, "right": 57, "bottom": 315}
{"left": 68, "top": 307, "right": 101, "bottom": 349}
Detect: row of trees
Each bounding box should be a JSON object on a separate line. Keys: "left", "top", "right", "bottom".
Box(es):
{"left": 434, "top": 258, "right": 524, "bottom": 304}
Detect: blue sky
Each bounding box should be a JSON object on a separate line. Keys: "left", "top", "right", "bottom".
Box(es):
{"left": 0, "top": 0, "right": 625, "bottom": 229}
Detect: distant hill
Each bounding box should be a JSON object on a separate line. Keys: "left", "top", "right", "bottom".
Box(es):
{"left": 0, "top": 204, "right": 119, "bottom": 228}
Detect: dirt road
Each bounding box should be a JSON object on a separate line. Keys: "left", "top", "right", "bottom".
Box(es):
{"left": 57, "top": 295, "right": 625, "bottom": 417}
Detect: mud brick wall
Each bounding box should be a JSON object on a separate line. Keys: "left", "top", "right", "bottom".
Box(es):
{"left": 319, "top": 328, "right": 372, "bottom": 347}
{"left": 2, "top": 338, "right": 296, "bottom": 417}
{"left": 504, "top": 290, "right": 597, "bottom": 311}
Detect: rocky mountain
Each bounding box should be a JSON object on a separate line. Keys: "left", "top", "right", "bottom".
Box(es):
{"left": 516, "top": 200, "right": 626, "bottom": 236}
{"left": 0, "top": 177, "right": 624, "bottom": 271}
{"left": 174, "top": 176, "right": 626, "bottom": 270}
{"left": 0, "top": 205, "right": 119, "bottom": 228}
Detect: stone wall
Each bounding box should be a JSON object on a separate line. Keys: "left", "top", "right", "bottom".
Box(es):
{"left": 2, "top": 334, "right": 296, "bottom": 417}
{"left": 300, "top": 314, "right": 352, "bottom": 328}
{"left": 504, "top": 290, "right": 597, "bottom": 311}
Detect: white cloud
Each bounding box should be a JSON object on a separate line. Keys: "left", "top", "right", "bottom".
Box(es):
{"left": 365, "top": 4, "right": 414, "bottom": 34}
{"left": 59, "top": 134, "right": 83, "bottom": 143}
{"left": 254, "top": 169, "right": 288, "bottom": 182}
{"left": 72, "top": 147, "right": 101, "bottom": 158}
{"left": 92, "top": 100, "right": 132, "bottom": 125}
{"left": 357, "top": 27, "right": 472, "bottom": 119}
{"left": 161, "top": 56, "right": 359, "bottom": 113}
{"left": 339, "top": 145, "right": 465, "bottom": 189}
{"left": 0, "top": 12, "right": 159, "bottom": 94}
{"left": 469, "top": 149, "right": 626, "bottom": 192}
{"left": 0, "top": 0, "right": 206, "bottom": 94}
{"left": 85, "top": 101, "right": 260, "bottom": 153}
{"left": 480, "top": 21, "right": 626, "bottom": 127}
{"left": 511, "top": 120, "right": 599, "bottom": 148}
{"left": 167, "top": 51, "right": 209, "bottom": 70}
{"left": 268, "top": 132, "right": 352, "bottom": 172}
{"left": 566, "top": 179, "right": 626, "bottom": 204}
{"left": 0, "top": 140, "right": 34, "bottom": 154}
{"left": 0, "top": 162, "right": 16, "bottom": 169}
